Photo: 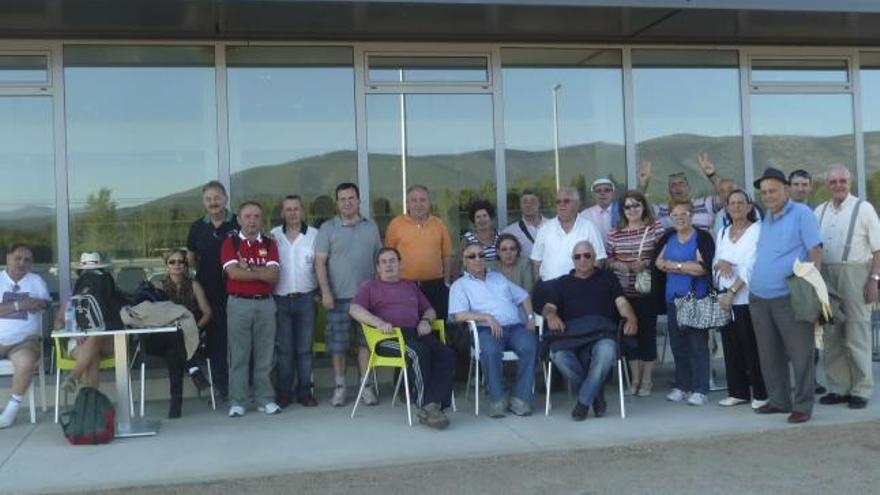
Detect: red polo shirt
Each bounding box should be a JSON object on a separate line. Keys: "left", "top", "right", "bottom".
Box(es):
{"left": 221, "top": 232, "right": 280, "bottom": 297}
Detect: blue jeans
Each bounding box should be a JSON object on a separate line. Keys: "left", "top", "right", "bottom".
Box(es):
{"left": 551, "top": 338, "right": 617, "bottom": 406}
{"left": 666, "top": 303, "right": 710, "bottom": 394}
{"left": 477, "top": 323, "right": 537, "bottom": 403}
{"left": 274, "top": 293, "right": 316, "bottom": 400}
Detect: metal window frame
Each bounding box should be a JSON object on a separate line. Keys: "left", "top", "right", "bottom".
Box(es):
{"left": 0, "top": 49, "right": 52, "bottom": 91}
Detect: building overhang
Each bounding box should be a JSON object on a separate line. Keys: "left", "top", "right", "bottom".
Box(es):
{"left": 2, "top": 0, "right": 880, "bottom": 45}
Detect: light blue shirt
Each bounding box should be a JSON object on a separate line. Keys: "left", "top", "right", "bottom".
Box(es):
{"left": 449, "top": 270, "right": 529, "bottom": 326}
{"left": 751, "top": 200, "right": 822, "bottom": 299}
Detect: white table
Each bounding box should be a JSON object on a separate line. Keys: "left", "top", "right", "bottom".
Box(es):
{"left": 51, "top": 326, "right": 176, "bottom": 438}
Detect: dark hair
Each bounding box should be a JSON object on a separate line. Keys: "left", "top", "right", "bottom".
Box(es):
{"left": 282, "top": 194, "right": 303, "bottom": 205}
{"left": 335, "top": 182, "right": 360, "bottom": 200}
{"left": 6, "top": 243, "right": 32, "bottom": 256}
{"left": 788, "top": 169, "right": 812, "bottom": 183}
{"left": 616, "top": 190, "right": 654, "bottom": 229}
{"left": 202, "top": 180, "right": 227, "bottom": 196}
{"left": 495, "top": 233, "right": 522, "bottom": 257}
{"left": 374, "top": 247, "right": 401, "bottom": 266}
{"left": 467, "top": 199, "right": 496, "bottom": 223}
{"left": 238, "top": 200, "right": 263, "bottom": 212}
{"left": 724, "top": 189, "right": 759, "bottom": 225}
{"left": 164, "top": 248, "right": 188, "bottom": 264}
{"left": 406, "top": 184, "right": 429, "bottom": 195}
{"left": 520, "top": 189, "right": 542, "bottom": 204}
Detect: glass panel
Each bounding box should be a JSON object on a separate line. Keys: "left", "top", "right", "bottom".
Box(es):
{"left": 367, "top": 93, "right": 495, "bottom": 242}
{"left": 501, "top": 48, "right": 625, "bottom": 219}
{"left": 751, "top": 94, "right": 855, "bottom": 205}
{"left": 0, "top": 55, "right": 48, "bottom": 84}
{"left": 0, "top": 96, "right": 58, "bottom": 297}
{"left": 227, "top": 46, "right": 357, "bottom": 224}
{"left": 633, "top": 49, "right": 744, "bottom": 209}
{"left": 752, "top": 58, "right": 848, "bottom": 83}
{"left": 368, "top": 56, "right": 489, "bottom": 83}
{"left": 64, "top": 46, "right": 217, "bottom": 291}
{"left": 862, "top": 52, "right": 880, "bottom": 206}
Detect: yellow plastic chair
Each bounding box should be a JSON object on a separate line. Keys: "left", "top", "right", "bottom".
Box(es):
{"left": 350, "top": 323, "right": 412, "bottom": 426}
{"left": 53, "top": 336, "right": 140, "bottom": 423}
{"left": 312, "top": 303, "right": 327, "bottom": 354}
{"left": 389, "top": 319, "right": 457, "bottom": 412}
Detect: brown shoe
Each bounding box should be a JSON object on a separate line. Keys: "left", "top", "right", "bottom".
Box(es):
{"left": 755, "top": 403, "right": 789, "bottom": 414}
{"left": 297, "top": 394, "right": 319, "bottom": 407}
{"left": 787, "top": 411, "right": 811, "bottom": 424}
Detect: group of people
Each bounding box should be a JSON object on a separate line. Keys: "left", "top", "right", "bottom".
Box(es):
{"left": 1, "top": 154, "right": 878, "bottom": 430}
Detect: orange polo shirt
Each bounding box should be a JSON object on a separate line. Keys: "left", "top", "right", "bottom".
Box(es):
{"left": 385, "top": 214, "right": 452, "bottom": 281}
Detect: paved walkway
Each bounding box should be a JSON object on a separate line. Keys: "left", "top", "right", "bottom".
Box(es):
{"left": 2, "top": 364, "right": 879, "bottom": 495}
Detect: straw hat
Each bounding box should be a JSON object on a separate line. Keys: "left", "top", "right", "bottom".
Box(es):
{"left": 76, "top": 252, "right": 110, "bottom": 270}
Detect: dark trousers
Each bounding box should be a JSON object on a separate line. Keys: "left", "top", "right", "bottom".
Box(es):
{"left": 377, "top": 328, "right": 456, "bottom": 408}
{"left": 417, "top": 279, "right": 449, "bottom": 319}
{"left": 143, "top": 330, "right": 187, "bottom": 400}
{"left": 721, "top": 305, "right": 767, "bottom": 401}
{"left": 207, "top": 298, "right": 229, "bottom": 396}
{"left": 624, "top": 297, "right": 657, "bottom": 361}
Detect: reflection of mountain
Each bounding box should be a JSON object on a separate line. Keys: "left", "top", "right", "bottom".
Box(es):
{"left": 0, "top": 131, "right": 872, "bottom": 229}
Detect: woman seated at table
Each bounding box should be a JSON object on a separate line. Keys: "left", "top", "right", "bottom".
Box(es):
{"left": 54, "top": 253, "right": 121, "bottom": 392}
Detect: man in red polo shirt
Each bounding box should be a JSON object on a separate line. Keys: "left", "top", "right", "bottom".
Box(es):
{"left": 221, "top": 200, "right": 281, "bottom": 417}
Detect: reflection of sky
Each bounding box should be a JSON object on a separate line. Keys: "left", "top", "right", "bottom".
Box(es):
{"left": 862, "top": 70, "right": 880, "bottom": 132}
{"left": 0, "top": 97, "right": 54, "bottom": 211}
{"left": 752, "top": 94, "right": 854, "bottom": 137}
{"left": 633, "top": 67, "right": 742, "bottom": 142}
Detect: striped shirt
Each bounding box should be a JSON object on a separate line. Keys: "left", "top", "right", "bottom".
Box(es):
{"left": 461, "top": 230, "right": 500, "bottom": 261}
{"left": 606, "top": 221, "right": 665, "bottom": 297}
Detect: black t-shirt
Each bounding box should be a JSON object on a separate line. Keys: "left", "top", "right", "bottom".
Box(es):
{"left": 186, "top": 211, "right": 238, "bottom": 304}
{"left": 545, "top": 269, "right": 623, "bottom": 322}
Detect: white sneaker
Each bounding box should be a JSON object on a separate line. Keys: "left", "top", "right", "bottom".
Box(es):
{"left": 258, "top": 402, "right": 281, "bottom": 415}
{"left": 687, "top": 392, "right": 708, "bottom": 406}
{"left": 330, "top": 385, "right": 347, "bottom": 407}
{"left": 666, "top": 388, "right": 687, "bottom": 402}
{"left": 360, "top": 386, "right": 379, "bottom": 406}
{"left": 0, "top": 407, "right": 17, "bottom": 429}
{"left": 228, "top": 405, "right": 245, "bottom": 418}
{"left": 751, "top": 399, "right": 769, "bottom": 410}
{"left": 718, "top": 397, "right": 748, "bottom": 407}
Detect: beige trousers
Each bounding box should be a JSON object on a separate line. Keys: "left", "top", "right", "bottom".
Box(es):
{"left": 822, "top": 263, "right": 874, "bottom": 399}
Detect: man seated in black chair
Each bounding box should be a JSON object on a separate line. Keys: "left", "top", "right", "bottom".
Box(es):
{"left": 541, "top": 240, "right": 638, "bottom": 421}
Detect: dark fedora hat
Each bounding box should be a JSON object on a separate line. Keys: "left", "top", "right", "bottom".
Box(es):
{"left": 753, "top": 167, "right": 789, "bottom": 188}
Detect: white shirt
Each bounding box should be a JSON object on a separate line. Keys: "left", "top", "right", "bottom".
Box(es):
{"left": 579, "top": 204, "right": 613, "bottom": 242}
{"left": 530, "top": 215, "right": 607, "bottom": 281}
{"left": 501, "top": 216, "right": 548, "bottom": 257}
{"left": 271, "top": 224, "right": 318, "bottom": 295}
{"left": 0, "top": 270, "right": 49, "bottom": 346}
{"left": 713, "top": 223, "right": 760, "bottom": 306}
{"left": 815, "top": 194, "right": 880, "bottom": 264}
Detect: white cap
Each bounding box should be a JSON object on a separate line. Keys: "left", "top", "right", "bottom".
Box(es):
{"left": 591, "top": 178, "right": 615, "bottom": 191}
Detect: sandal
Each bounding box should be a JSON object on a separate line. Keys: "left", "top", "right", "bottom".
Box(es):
{"left": 62, "top": 376, "right": 78, "bottom": 394}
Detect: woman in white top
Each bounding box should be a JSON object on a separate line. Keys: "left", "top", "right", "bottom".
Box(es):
{"left": 712, "top": 189, "right": 768, "bottom": 409}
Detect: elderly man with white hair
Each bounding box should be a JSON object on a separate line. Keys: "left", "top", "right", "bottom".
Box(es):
{"left": 541, "top": 240, "right": 638, "bottom": 421}
{"left": 814, "top": 164, "right": 880, "bottom": 410}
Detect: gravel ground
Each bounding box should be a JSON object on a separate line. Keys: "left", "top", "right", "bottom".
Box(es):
{"left": 78, "top": 419, "right": 880, "bottom": 495}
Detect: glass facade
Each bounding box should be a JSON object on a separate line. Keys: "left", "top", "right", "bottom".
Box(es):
{"left": 2, "top": 43, "right": 880, "bottom": 297}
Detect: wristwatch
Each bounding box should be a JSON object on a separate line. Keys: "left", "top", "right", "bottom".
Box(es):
{"left": 676, "top": 262, "right": 683, "bottom": 271}
{"left": 872, "top": 274, "right": 880, "bottom": 282}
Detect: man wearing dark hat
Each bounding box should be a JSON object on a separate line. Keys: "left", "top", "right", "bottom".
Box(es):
{"left": 748, "top": 167, "right": 823, "bottom": 424}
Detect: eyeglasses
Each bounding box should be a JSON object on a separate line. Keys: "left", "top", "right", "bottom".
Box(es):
{"left": 555, "top": 198, "right": 573, "bottom": 205}
{"left": 167, "top": 259, "right": 187, "bottom": 265}
{"left": 623, "top": 203, "right": 642, "bottom": 210}
{"left": 572, "top": 253, "right": 593, "bottom": 260}
{"left": 464, "top": 252, "right": 487, "bottom": 260}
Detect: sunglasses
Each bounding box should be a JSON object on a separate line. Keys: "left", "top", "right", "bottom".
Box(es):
{"left": 572, "top": 253, "right": 593, "bottom": 260}
{"left": 623, "top": 203, "right": 642, "bottom": 210}
{"left": 465, "top": 252, "right": 487, "bottom": 260}
{"left": 167, "top": 259, "right": 187, "bottom": 265}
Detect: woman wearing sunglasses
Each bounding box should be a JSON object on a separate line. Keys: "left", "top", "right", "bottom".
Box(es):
{"left": 147, "top": 249, "right": 212, "bottom": 418}
{"left": 606, "top": 190, "right": 664, "bottom": 396}
{"left": 488, "top": 233, "right": 534, "bottom": 294}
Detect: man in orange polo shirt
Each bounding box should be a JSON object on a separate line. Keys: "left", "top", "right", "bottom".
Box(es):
{"left": 385, "top": 185, "right": 453, "bottom": 317}
{"left": 221, "top": 200, "right": 281, "bottom": 418}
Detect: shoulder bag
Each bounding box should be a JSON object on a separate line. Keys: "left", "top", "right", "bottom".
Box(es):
{"left": 673, "top": 276, "right": 729, "bottom": 330}
{"left": 634, "top": 226, "right": 653, "bottom": 295}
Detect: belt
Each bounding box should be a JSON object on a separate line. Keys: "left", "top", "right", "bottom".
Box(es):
{"left": 230, "top": 294, "right": 270, "bottom": 300}
{"left": 279, "top": 292, "right": 311, "bottom": 298}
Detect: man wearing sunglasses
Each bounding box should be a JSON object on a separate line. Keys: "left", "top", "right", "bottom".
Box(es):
{"left": 541, "top": 241, "right": 637, "bottom": 421}
{"left": 449, "top": 243, "right": 538, "bottom": 418}
{"left": 0, "top": 243, "right": 50, "bottom": 429}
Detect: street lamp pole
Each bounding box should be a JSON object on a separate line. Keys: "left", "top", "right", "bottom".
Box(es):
{"left": 551, "top": 83, "right": 562, "bottom": 191}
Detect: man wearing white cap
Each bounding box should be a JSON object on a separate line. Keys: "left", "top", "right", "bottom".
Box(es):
{"left": 579, "top": 178, "right": 620, "bottom": 243}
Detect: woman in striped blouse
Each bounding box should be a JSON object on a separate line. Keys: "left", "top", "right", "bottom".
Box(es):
{"left": 606, "top": 190, "right": 664, "bottom": 396}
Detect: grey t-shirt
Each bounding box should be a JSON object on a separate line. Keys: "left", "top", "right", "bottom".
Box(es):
{"left": 315, "top": 215, "right": 383, "bottom": 299}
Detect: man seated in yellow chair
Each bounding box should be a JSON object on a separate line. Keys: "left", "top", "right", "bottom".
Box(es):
{"left": 0, "top": 243, "right": 50, "bottom": 429}
{"left": 349, "top": 247, "right": 455, "bottom": 430}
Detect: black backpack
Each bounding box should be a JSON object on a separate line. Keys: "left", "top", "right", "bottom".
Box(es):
{"left": 60, "top": 387, "right": 115, "bottom": 445}
{"left": 73, "top": 270, "right": 126, "bottom": 330}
